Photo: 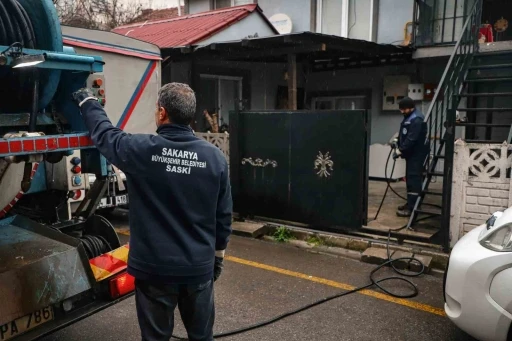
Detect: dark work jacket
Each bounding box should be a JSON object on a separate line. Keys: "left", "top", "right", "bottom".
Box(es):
{"left": 81, "top": 100, "right": 233, "bottom": 284}
{"left": 398, "top": 109, "right": 428, "bottom": 160}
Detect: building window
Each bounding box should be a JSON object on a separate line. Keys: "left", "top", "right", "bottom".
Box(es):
{"left": 198, "top": 75, "right": 243, "bottom": 131}
{"left": 312, "top": 95, "right": 367, "bottom": 110}
{"left": 316, "top": 0, "right": 349, "bottom": 37}
{"left": 214, "top": 0, "right": 254, "bottom": 9}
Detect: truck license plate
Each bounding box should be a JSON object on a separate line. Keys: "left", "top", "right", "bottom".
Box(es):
{"left": 99, "top": 198, "right": 108, "bottom": 208}
{"left": 115, "top": 195, "right": 128, "bottom": 205}
{"left": 1, "top": 307, "right": 53, "bottom": 341}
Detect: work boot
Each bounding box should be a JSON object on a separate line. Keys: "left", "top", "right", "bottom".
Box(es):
{"left": 397, "top": 203, "right": 408, "bottom": 211}
{"left": 396, "top": 208, "right": 412, "bottom": 217}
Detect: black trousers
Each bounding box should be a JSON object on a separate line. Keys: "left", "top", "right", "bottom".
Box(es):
{"left": 405, "top": 156, "right": 423, "bottom": 210}
{"left": 135, "top": 279, "right": 215, "bottom": 341}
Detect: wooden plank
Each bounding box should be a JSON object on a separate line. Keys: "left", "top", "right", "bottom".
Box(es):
{"left": 287, "top": 54, "right": 297, "bottom": 110}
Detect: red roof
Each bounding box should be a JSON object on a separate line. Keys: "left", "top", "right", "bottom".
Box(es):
{"left": 127, "top": 7, "right": 185, "bottom": 24}
{"left": 113, "top": 5, "right": 275, "bottom": 49}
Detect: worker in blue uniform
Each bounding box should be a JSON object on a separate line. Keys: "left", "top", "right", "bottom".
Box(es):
{"left": 393, "top": 97, "right": 428, "bottom": 217}
{"left": 72, "top": 83, "right": 233, "bottom": 341}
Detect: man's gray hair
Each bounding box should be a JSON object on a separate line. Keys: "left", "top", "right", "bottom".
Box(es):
{"left": 158, "top": 83, "right": 196, "bottom": 125}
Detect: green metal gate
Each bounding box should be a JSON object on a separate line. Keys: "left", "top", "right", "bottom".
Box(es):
{"left": 230, "top": 110, "right": 369, "bottom": 230}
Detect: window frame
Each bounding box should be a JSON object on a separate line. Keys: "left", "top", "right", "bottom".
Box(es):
{"left": 316, "top": 0, "right": 349, "bottom": 37}
{"left": 213, "top": 0, "right": 255, "bottom": 9}
{"left": 199, "top": 74, "right": 243, "bottom": 122}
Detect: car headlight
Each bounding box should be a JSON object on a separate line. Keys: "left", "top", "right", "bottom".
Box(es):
{"left": 480, "top": 223, "right": 512, "bottom": 252}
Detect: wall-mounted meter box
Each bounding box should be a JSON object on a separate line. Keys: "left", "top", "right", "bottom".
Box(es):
{"left": 383, "top": 75, "right": 410, "bottom": 111}
{"left": 408, "top": 84, "right": 424, "bottom": 101}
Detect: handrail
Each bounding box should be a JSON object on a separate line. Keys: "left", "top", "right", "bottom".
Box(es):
{"left": 407, "top": 0, "right": 483, "bottom": 247}
{"left": 420, "top": 0, "right": 483, "bottom": 172}
{"left": 423, "top": 0, "right": 481, "bottom": 123}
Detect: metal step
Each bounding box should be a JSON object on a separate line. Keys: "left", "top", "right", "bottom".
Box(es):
{"left": 465, "top": 139, "right": 505, "bottom": 143}
{"left": 423, "top": 191, "right": 443, "bottom": 196}
{"left": 468, "top": 63, "right": 512, "bottom": 70}
{"left": 457, "top": 92, "right": 512, "bottom": 97}
{"left": 455, "top": 122, "right": 511, "bottom": 127}
{"left": 435, "top": 155, "right": 445, "bottom": 159}
{"left": 457, "top": 108, "right": 512, "bottom": 112}
{"left": 465, "top": 77, "right": 512, "bottom": 83}
{"left": 428, "top": 171, "right": 444, "bottom": 177}
{"left": 415, "top": 209, "right": 442, "bottom": 217}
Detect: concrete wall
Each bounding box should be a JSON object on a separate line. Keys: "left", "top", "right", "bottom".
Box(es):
{"left": 199, "top": 12, "right": 277, "bottom": 45}
{"left": 169, "top": 61, "right": 192, "bottom": 84}
{"left": 306, "top": 58, "right": 446, "bottom": 144}
{"left": 257, "top": 0, "right": 312, "bottom": 33}
{"left": 377, "top": 0, "right": 414, "bottom": 44}
{"left": 185, "top": 60, "right": 291, "bottom": 110}
{"left": 170, "top": 56, "right": 447, "bottom": 144}
{"left": 450, "top": 141, "right": 512, "bottom": 246}
{"left": 348, "top": 0, "right": 372, "bottom": 41}
{"left": 178, "top": 59, "right": 447, "bottom": 143}
{"left": 189, "top": 0, "right": 210, "bottom": 13}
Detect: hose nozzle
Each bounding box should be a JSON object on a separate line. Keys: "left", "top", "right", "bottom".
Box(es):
{"left": 390, "top": 138, "right": 399, "bottom": 150}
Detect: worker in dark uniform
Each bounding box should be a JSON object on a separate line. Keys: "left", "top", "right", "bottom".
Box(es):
{"left": 72, "top": 83, "right": 233, "bottom": 341}
{"left": 394, "top": 97, "right": 428, "bottom": 217}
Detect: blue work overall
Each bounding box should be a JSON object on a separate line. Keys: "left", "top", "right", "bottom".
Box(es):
{"left": 398, "top": 110, "right": 428, "bottom": 211}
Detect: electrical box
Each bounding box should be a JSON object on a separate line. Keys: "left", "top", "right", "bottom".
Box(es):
{"left": 46, "top": 150, "right": 86, "bottom": 192}
{"left": 383, "top": 76, "right": 410, "bottom": 111}
{"left": 408, "top": 84, "right": 424, "bottom": 101}
{"left": 424, "top": 83, "right": 439, "bottom": 101}
{"left": 87, "top": 74, "right": 106, "bottom": 107}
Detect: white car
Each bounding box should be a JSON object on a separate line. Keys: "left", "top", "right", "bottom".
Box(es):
{"left": 445, "top": 208, "right": 512, "bottom": 341}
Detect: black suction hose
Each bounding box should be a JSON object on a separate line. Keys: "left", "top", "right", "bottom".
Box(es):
{"left": 371, "top": 146, "right": 441, "bottom": 224}
{"left": 169, "top": 143, "right": 446, "bottom": 340}
{"left": 0, "top": 13, "right": 6, "bottom": 45}
{"left": 0, "top": 2, "right": 16, "bottom": 46}
{"left": 0, "top": 0, "right": 38, "bottom": 115}
{"left": 371, "top": 147, "right": 398, "bottom": 221}
{"left": 15, "top": 1, "right": 36, "bottom": 49}
{"left": 171, "top": 228, "right": 426, "bottom": 340}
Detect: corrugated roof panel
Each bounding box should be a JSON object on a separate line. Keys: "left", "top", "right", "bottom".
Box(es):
{"left": 113, "top": 5, "right": 259, "bottom": 48}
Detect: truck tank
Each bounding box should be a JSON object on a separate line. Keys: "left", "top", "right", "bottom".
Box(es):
{"left": 0, "top": 1, "right": 133, "bottom": 339}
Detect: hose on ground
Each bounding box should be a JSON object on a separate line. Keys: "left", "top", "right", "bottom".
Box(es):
{"left": 370, "top": 146, "right": 441, "bottom": 224}
{"left": 171, "top": 230, "right": 426, "bottom": 340}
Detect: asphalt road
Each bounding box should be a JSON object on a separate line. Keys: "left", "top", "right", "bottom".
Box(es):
{"left": 41, "top": 210, "right": 475, "bottom": 341}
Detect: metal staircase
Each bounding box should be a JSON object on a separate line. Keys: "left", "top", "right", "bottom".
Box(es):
{"left": 406, "top": 0, "right": 485, "bottom": 250}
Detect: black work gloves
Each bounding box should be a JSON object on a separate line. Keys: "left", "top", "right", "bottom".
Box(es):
{"left": 213, "top": 256, "right": 224, "bottom": 282}
{"left": 72, "top": 88, "right": 97, "bottom": 108}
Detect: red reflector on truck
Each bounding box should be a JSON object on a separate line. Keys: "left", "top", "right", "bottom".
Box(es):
{"left": 109, "top": 273, "right": 135, "bottom": 299}
{"left": 0, "top": 141, "right": 8, "bottom": 153}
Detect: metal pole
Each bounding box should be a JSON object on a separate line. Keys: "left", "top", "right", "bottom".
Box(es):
{"left": 287, "top": 54, "right": 297, "bottom": 110}
{"left": 441, "top": 109, "right": 456, "bottom": 252}
{"left": 29, "top": 70, "right": 39, "bottom": 132}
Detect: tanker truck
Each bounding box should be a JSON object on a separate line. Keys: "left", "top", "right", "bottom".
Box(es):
{"left": 60, "top": 26, "right": 162, "bottom": 215}
{"left": 0, "top": 1, "right": 136, "bottom": 340}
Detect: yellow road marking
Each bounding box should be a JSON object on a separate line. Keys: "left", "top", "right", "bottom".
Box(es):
{"left": 225, "top": 256, "right": 446, "bottom": 317}
{"left": 114, "top": 229, "right": 445, "bottom": 316}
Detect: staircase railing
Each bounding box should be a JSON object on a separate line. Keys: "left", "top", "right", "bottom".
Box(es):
{"left": 407, "top": 0, "right": 483, "bottom": 250}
